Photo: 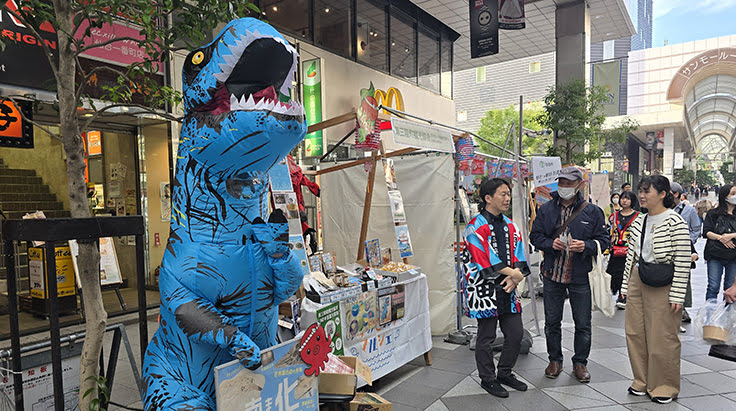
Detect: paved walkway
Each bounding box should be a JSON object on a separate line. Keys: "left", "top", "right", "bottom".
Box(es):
{"left": 100, "top": 234, "right": 736, "bottom": 410}
{"left": 365, "top": 239, "right": 736, "bottom": 411}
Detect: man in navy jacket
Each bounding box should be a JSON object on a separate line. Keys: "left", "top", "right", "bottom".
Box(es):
{"left": 530, "top": 166, "right": 610, "bottom": 383}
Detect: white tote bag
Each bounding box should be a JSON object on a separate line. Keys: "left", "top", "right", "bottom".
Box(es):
{"left": 589, "top": 240, "right": 615, "bottom": 317}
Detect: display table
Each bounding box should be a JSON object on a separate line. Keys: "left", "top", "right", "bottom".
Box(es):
{"left": 302, "top": 273, "right": 432, "bottom": 384}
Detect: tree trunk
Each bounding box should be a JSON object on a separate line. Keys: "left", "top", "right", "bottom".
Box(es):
{"left": 53, "top": 1, "right": 106, "bottom": 409}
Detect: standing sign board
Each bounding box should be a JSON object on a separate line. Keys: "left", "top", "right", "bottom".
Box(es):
{"left": 390, "top": 118, "right": 454, "bottom": 153}
{"left": 68, "top": 238, "right": 123, "bottom": 288}
{"left": 469, "top": 0, "right": 499, "bottom": 58}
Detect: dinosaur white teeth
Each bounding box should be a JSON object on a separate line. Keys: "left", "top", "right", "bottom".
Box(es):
{"left": 230, "top": 94, "right": 239, "bottom": 107}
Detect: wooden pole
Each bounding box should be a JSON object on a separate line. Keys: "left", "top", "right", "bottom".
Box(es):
{"left": 356, "top": 151, "right": 379, "bottom": 262}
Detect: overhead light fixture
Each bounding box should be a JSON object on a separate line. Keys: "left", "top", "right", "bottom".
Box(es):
{"left": 391, "top": 41, "right": 396, "bottom": 46}
{"left": 272, "top": 6, "right": 278, "bottom": 12}
{"left": 595, "top": 15, "right": 603, "bottom": 19}
{"left": 606, "top": 32, "right": 614, "bottom": 36}
{"left": 404, "top": 46, "right": 409, "bottom": 53}
{"left": 325, "top": 7, "right": 330, "bottom": 13}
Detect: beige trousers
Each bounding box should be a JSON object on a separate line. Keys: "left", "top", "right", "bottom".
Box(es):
{"left": 625, "top": 267, "right": 682, "bottom": 398}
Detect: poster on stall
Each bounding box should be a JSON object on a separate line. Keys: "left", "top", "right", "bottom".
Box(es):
{"left": 316, "top": 302, "right": 344, "bottom": 355}
{"left": 388, "top": 190, "right": 406, "bottom": 223}
{"left": 395, "top": 225, "right": 414, "bottom": 258}
{"left": 289, "top": 235, "right": 310, "bottom": 276}
{"left": 531, "top": 156, "right": 561, "bottom": 186}
{"left": 273, "top": 192, "right": 302, "bottom": 235}
{"left": 215, "top": 336, "right": 318, "bottom": 411}
{"left": 364, "top": 239, "right": 381, "bottom": 267}
{"left": 534, "top": 182, "right": 557, "bottom": 206}
{"left": 269, "top": 158, "right": 293, "bottom": 192}
{"left": 383, "top": 158, "right": 398, "bottom": 191}
{"left": 341, "top": 290, "right": 378, "bottom": 342}
{"left": 377, "top": 284, "right": 405, "bottom": 326}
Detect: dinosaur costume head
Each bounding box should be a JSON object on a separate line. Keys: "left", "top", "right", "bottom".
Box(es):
{"left": 179, "top": 17, "right": 306, "bottom": 176}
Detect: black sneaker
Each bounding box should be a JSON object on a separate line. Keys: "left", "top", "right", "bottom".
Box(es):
{"left": 480, "top": 380, "right": 509, "bottom": 398}
{"left": 628, "top": 387, "right": 647, "bottom": 396}
{"left": 497, "top": 373, "right": 528, "bottom": 391}
{"left": 652, "top": 396, "right": 673, "bottom": 404}
{"left": 682, "top": 309, "right": 692, "bottom": 323}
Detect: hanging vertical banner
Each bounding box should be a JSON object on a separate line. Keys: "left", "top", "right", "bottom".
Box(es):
{"left": 302, "top": 59, "right": 324, "bottom": 157}
{"left": 469, "top": 0, "right": 499, "bottom": 58}
{"left": 674, "top": 152, "right": 684, "bottom": 169}
{"left": 0, "top": 99, "right": 34, "bottom": 148}
{"left": 592, "top": 61, "right": 621, "bottom": 116}
{"left": 499, "top": 0, "right": 525, "bottom": 29}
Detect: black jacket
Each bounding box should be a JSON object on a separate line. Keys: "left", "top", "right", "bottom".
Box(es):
{"left": 530, "top": 191, "right": 611, "bottom": 284}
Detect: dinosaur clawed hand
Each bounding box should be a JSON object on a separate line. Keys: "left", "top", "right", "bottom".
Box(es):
{"left": 252, "top": 209, "right": 290, "bottom": 258}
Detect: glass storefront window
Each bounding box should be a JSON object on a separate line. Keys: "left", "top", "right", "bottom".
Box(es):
{"left": 356, "top": 0, "right": 388, "bottom": 72}
{"left": 441, "top": 34, "right": 453, "bottom": 98}
{"left": 418, "top": 25, "right": 440, "bottom": 93}
{"left": 390, "top": 9, "right": 416, "bottom": 83}
{"left": 261, "top": 0, "right": 311, "bottom": 40}
{"left": 314, "top": 0, "right": 352, "bottom": 57}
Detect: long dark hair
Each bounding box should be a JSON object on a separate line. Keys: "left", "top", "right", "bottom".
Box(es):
{"left": 713, "top": 184, "right": 735, "bottom": 215}
{"left": 619, "top": 190, "right": 639, "bottom": 211}
{"left": 638, "top": 175, "right": 675, "bottom": 209}
{"left": 478, "top": 178, "right": 511, "bottom": 210}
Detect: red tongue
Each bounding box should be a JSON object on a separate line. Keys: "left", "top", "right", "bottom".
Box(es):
{"left": 252, "top": 86, "right": 277, "bottom": 103}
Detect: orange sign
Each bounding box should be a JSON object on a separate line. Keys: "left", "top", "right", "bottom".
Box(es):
{"left": 87, "top": 130, "right": 102, "bottom": 155}
{"left": 0, "top": 100, "right": 23, "bottom": 139}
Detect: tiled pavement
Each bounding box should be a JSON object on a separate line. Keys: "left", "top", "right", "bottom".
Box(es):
{"left": 94, "top": 217, "right": 736, "bottom": 410}
{"left": 364, "top": 238, "right": 736, "bottom": 411}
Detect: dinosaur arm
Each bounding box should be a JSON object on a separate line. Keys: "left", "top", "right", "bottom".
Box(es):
{"left": 161, "top": 276, "right": 261, "bottom": 369}
{"left": 269, "top": 253, "right": 306, "bottom": 303}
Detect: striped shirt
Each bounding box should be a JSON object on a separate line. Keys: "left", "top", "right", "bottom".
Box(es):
{"left": 621, "top": 211, "right": 692, "bottom": 304}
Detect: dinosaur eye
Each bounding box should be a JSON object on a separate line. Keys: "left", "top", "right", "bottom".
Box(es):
{"left": 307, "top": 349, "right": 311, "bottom": 355}
{"left": 191, "top": 51, "right": 205, "bottom": 65}
{"left": 316, "top": 335, "right": 320, "bottom": 341}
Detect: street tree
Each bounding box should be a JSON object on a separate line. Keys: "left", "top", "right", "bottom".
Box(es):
{"left": 0, "top": 0, "right": 258, "bottom": 408}
{"left": 476, "top": 102, "right": 551, "bottom": 156}
{"left": 536, "top": 79, "right": 638, "bottom": 166}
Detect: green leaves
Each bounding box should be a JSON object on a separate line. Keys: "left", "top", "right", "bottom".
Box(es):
{"left": 82, "top": 375, "right": 109, "bottom": 411}
{"left": 476, "top": 103, "right": 549, "bottom": 156}
{"left": 537, "top": 79, "right": 638, "bottom": 166}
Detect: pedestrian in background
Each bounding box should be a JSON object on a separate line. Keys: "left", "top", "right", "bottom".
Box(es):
{"left": 530, "top": 166, "right": 610, "bottom": 383}
{"left": 607, "top": 191, "right": 640, "bottom": 309}
{"left": 604, "top": 192, "right": 621, "bottom": 222}
{"left": 702, "top": 184, "right": 736, "bottom": 301}
{"left": 621, "top": 175, "right": 691, "bottom": 404}
{"left": 670, "top": 182, "right": 702, "bottom": 325}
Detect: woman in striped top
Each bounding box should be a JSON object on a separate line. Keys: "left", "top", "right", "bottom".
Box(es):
{"left": 621, "top": 175, "right": 691, "bottom": 404}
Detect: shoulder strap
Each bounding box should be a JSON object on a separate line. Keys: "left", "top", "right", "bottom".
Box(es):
{"left": 619, "top": 211, "right": 639, "bottom": 233}
{"left": 639, "top": 214, "right": 648, "bottom": 251}
{"left": 553, "top": 201, "right": 589, "bottom": 238}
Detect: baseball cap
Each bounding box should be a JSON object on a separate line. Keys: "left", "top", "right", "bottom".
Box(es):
{"left": 556, "top": 166, "right": 583, "bottom": 181}
{"left": 671, "top": 182, "right": 684, "bottom": 194}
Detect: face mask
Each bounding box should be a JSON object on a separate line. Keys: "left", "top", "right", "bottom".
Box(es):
{"left": 558, "top": 187, "right": 578, "bottom": 200}
{"left": 612, "top": 198, "right": 619, "bottom": 205}
{"left": 727, "top": 195, "right": 736, "bottom": 205}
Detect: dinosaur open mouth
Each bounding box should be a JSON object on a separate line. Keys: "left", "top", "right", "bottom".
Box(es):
{"left": 198, "top": 32, "right": 304, "bottom": 117}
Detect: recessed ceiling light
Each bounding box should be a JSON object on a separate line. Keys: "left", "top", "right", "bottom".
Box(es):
{"left": 272, "top": 6, "right": 278, "bottom": 12}
{"left": 325, "top": 7, "right": 330, "bottom": 13}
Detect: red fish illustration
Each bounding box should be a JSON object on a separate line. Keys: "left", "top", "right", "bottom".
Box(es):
{"left": 299, "top": 323, "right": 332, "bottom": 376}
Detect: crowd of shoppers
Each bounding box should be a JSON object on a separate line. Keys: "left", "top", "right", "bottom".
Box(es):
{"left": 461, "top": 169, "right": 734, "bottom": 404}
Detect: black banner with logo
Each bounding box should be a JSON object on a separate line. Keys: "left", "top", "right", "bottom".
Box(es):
{"left": 0, "top": 100, "right": 34, "bottom": 149}
{"left": 469, "top": 0, "right": 499, "bottom": 58}
{"left": 0, "top": 0, "right": 58, "bottom": 90}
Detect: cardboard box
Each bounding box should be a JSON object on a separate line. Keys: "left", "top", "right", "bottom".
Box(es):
{"left": 318, "top": 356, "right": 372, "bottom": 395}
{"left": 350, "top": 393, "right": 392, "bottom": 411}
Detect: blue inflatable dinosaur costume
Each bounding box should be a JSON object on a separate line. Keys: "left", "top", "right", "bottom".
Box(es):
{"left": 142, "top": 18, "right": 306, "bottom": 410}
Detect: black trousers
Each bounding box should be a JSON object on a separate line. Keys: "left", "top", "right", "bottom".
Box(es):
{"left": 476, "top": 313, "right": 523, "bottom": 383}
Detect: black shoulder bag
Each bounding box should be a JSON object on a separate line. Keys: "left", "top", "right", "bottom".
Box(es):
{"left": 637, "top": 214, "right": 675, "bottom": 287}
